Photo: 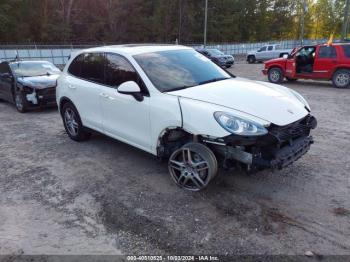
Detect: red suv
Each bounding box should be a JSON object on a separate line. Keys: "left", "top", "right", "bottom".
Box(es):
{"left": 263, "top": 43, "right": 350, "bottom": 88}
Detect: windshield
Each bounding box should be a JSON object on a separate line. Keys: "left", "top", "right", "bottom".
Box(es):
{"left": 10, "top": 61, "right": 61, "bottom": 77}
{"left": 296, "top": 46, "right": 315, "bottom": 57}
{"left": 133, "top": 49, "right": 231, "bottom": 92}
{"left": 208, "top": 49, "right": 224, "bottom": 56}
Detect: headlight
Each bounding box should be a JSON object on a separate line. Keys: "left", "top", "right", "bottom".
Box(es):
{"left": 290, "top": 89, "right": 310, "bottom": 110}
{"left": 214, "top": 112, "right": 268, "bottom": 136}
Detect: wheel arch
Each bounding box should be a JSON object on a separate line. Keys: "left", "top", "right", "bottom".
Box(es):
{"left": 156, "top": 127, "right": 194, "bottom": 159}
{"left": 331, "top": 66, "right": 350, "bottom": 78}
{"left": 59, "top": 96, "right": 75, "bottom": 116}
{"left": 268, "top": 65, "right": 285, "bottom": 74}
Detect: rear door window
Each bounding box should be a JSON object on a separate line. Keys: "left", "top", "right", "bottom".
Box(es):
{"left": 318, "top": 46, "right": 337, "bottom": 58}
{"left": 81, "top": 53, "right": 105, "bottom": 84}
{"left": 268, "top": 46, "right": 273, "bottom": 51}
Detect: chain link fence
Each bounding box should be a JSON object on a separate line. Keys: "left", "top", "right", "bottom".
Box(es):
{"left": 0, "top": 39, "right": 327, "bottom": 66}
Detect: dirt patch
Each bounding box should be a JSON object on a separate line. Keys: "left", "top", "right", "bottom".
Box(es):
{"left": 332, "top": 207, "right": 350, "bottom": 217}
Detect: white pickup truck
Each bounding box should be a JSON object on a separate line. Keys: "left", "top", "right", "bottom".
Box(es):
{"left": 246, "top": 44, "right": 292, "bottom": 64}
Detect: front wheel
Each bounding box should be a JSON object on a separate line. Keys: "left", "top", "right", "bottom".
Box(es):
{"left": 332, "top": 69, "right": 350, "bottom": 88}
{"left": 168, "top": 143, "right": 218, "bottom": 191}
{"left": 14, "top": 90, "right": 27, "bottom": 113}
{"left": 268, "top": 67, "right": 284, "bottom": 84}
{"left": 62, "top": 102, "right": 91, "bottom": 141}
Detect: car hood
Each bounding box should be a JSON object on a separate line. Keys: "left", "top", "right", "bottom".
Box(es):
{"left": 265, "top": 57, "right": 287, "bottom": 64}
{"left": 247, "top": 50, "right": 257, "bottom": 55}
{"left": 215, "top": 55, "right": 234, "bottom": 59}
{"left": 17, "top": 74, "right": 60, "bottom": 89}
{"left": 168, "top": 78, "right": 309, "bottom": 126}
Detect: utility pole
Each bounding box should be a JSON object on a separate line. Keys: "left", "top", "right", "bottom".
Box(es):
{"left": 300, "top": 0, "right": 306, "bottom": 46}
{"left": 342, "top": 0, "right": 350, "bottom": 41}
{"left": 178, "top": 0, "right": 182, "bottom": 44}
{"left": 204, "top": 0, "right": 208, "bottom": 47}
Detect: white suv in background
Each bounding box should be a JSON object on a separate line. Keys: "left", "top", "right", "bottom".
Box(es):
{"left": 57, "top": 45, "right": 317, "bottom": 191}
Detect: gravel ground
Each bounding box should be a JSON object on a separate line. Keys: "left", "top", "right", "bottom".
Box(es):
{"left": 0, "top": 63, "right": 349, "bottom": 257}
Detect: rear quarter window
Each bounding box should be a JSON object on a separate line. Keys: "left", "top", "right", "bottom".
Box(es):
{"left": 68, "top": 54, "right": 84, "bottom": 77}
{"left": 341, "top": 45, "right": 350, "bottom": 58}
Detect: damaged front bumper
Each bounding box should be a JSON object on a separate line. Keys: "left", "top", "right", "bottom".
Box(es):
{"left": 24, "top": 87, "right": 57, "bottom": 107}
{"left": 204, "top": 115, "right": 317, "bottom": 171}
{"left": 213, "top": 135, "right": 313, "bottom": 170}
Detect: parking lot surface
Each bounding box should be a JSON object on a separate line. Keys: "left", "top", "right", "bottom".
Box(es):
{"left": 0, "top": 63, "right": 349, "bottom": 255}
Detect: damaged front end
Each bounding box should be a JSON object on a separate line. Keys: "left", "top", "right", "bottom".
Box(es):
{"left": 203, "top": 115, "right": 317, "bottom": 172}
{"left": 21, "top": 86, "right": 57, "bottom": 107}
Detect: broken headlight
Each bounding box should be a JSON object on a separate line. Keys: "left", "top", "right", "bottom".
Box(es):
{"left": 214, "top": 112, "right": 268, "bottom": 136}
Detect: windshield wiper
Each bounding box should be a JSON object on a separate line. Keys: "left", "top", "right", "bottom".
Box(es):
{"left": 166, "top": 85, "right": 195, "bottom": 92}
{"left": 198, "top": 77, "right": 231, "bottom": 86}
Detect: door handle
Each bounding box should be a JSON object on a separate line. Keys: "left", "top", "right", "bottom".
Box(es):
{"left": 100, "top": 93, "right": 115, "bottom": 100}
{"left": 68, "top": 84, "right": 77, "bottom": 89}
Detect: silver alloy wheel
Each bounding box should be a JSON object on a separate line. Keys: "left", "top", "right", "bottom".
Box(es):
{"left": 15, "top": 93, "right": 24, "bottom": 111}
{"left": 335, "top": 73, "right": 350, "bottom": 87}
{"left": 64, "top": 108, "right": 79, "bottom": 136}
{"left": 168, "top": 147, "right": 211, "bottom": 191}
{"left": 270, "top": 69, "right": 281, "bottom": 82}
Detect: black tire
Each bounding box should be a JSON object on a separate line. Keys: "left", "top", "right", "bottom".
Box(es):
{"left": 62, "top": 102, "right": 91, "bottom": 141}
{"left": 268, "top": 67, "right": 284, "bottom": 84}
{"left": 286, "top": 77, "right": 298, "bottom": 82}
{"left": 226, "top": 65, "right": 232, "bottom": 68}
{"left": 332, "top": 69, "right": 350, "bottom": 88}
{"left": 14, "top": 90, "right": 27, "bottom": 113}
{"left": 247, "top": 56, "right": 256, "bottom": 64}
{"left": 168, "top": 142, "right": 218, "bottom": 191}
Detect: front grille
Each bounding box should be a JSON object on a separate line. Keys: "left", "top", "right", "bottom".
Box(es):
{"left": 268, "top": 115, "right": 317, "bottom": 142}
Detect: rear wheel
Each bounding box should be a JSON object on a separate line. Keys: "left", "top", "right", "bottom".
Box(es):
{"left": 168, "top": 143, "right": 218, "bottom": 191}
{"left": 332, "top": 69, "right": 350, "bottom": 88}
{"left": 268, "top": 67, "right": 284, "bottom": 84}
{"left": 14, "top": 90, "right": 27, "bottom": 113}
{"left": 62, "top": 102, "right": 91, "bottom": 141}
{"left": 247, "top": 56, "right": 256, "bottom": 64}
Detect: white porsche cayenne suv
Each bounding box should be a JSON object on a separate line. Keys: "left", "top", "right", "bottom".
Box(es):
{"left": 57, "top": 45, "right": 317, "bottom": 191}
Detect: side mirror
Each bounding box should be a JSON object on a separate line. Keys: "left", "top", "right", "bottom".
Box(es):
{"left": 117, "top": 81, "right": 144, "bottom": 102}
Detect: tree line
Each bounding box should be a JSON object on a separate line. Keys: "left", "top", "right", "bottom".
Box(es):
{"left": 0, "top": 0, "right": 348, "bottom": 44}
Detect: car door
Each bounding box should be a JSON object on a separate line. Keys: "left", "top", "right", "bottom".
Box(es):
{"left": 0, "top": 62, "right": 14, "bottom": 101}
{"left": 285, "top": 55, "right": 296, "bottom": 78}
{"left": 266, "top": 45, "right": 274, "bottom": 60}
{"left": 66, "top": 53, "right": 105, "bottom": 132}
{"left": 313, "top": 45, "right": 337, "bottom": 79}
{"left": 256, "top": 46, "right": 267, "bottom": 60}
{"left": 99, "top": 53, "right": 151, "bottom": 152}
